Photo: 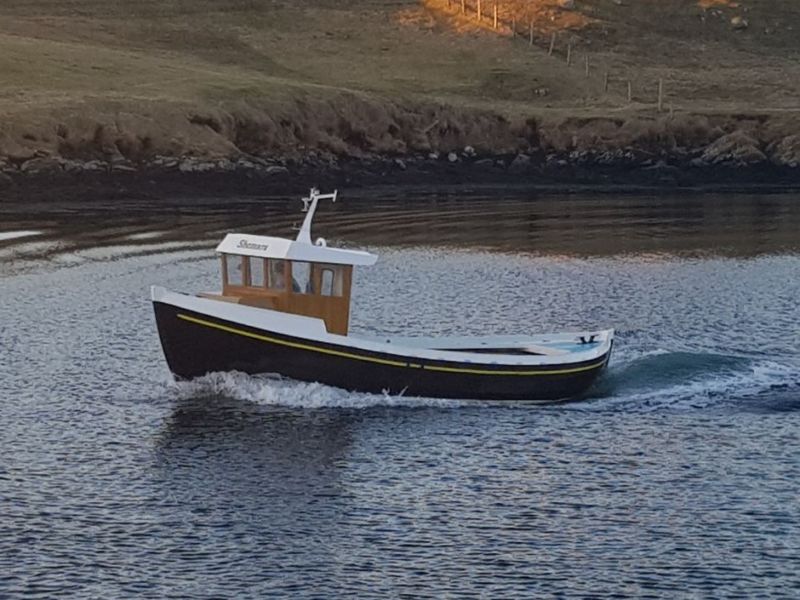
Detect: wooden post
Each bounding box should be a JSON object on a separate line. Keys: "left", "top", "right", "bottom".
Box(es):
{"left": 566, "top": 43, "right": 572, "bottom": 66}
{"left": 529, "top": 21, "right": 534, "bottom": 46}
{"left": 493, "top": 3, "right": 498, "bottom": 29}
{"left": 584, "top": 54, "right": 589, "bottom": 77}
{"left": 477, "top": 0, "right": 481, "bottom": 20}
{"left": 461, "top": 0, "right": 465, "bottom": 15}
{"left": 511, "top": 17, "right": 516, "bottom": 38}
{"left": 548, "top": 32, "right": 556, "bottom": 56}
{"left": 603, "top": 71, "right": 609, "bottom": 93}
{"left": 627, "top": 80, "right": 632, "bottom": 103}
{"left": 658, "top": 78, "right": 664, "bottom": 112}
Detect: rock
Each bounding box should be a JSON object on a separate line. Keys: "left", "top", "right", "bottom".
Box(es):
{"left": 473, "top": 158, "right": 495, "bottom": 171}
{"left": 83, "top": 160, "right": 109, "bottom": 172}
{"left": 508, "top": 153, "right": 532, "bottom": 173}
{"left": 731, "top": 16, "right": 748, "bottom": 30}
{"left": 178, "top": 159, "right": 194, "bottom": 173}
{"left": 447, "top": 152, "right": 458, "bottom": 163}
{"left": 215, "top": 159, "right": 236, "bottom": 172}
{"left": 534, "top": 87, "right": 550, "bottom": 97}
{"left": 463, "top": 145, "right": 476, "bottom": 158}
{"left": 428, "top": 152, "right": 439, "bottom": 160}
{"left": 265, "top": 165, "right": 290, "bottom": 176}
{"left": 393, "top": 158, "right": 407, "bottom": 171}
{"left": 770, "top": 135, "right": 800, "bottom": 167}
{"left": 110, "top": 155, "right": 136, "bottom": 172}
{"left": 701, "top": 131, "right": 766, "bottom": 166}
{"left": 642, "top": 159, "right": 680, "bottom": 176}
{"left": 196, "top": 161, "right": 218, "bottom": 173}
{"left": 236, "top": 158, "right": 258, "bottom": 171}
{"left": 20, "top": 157, "right": 62, "bottom": 175}
{"left": 111, "top": 162, "right": 138, "bottom": 173}
{"left": 248, "top": 156, "right": 272, "bottom": 167}
{"left": 689, "top": 157, "right": 708, "bottom": 168}
{"left": 60, "top": 159, "right": 86, "bottom": 174}
{"left": 179, "top": 158, "right": 219, "bottom": 173}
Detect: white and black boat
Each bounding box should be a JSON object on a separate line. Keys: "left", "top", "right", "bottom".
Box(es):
{"left": 152, "top": 189, "right": 613, "bottom": 402}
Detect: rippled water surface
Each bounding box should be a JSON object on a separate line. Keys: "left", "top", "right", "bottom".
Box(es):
{"left": 2, "top": 189, "right": 799, "bottom": 597}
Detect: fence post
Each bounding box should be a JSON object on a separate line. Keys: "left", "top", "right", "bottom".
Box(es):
{"left": 548, "top": 32, "right": 556, "bottom": 56}
{"left": 461, "top": 0, "right": 465, "bottom": 15}
{"left": 511, "top": 17, "right": 516, "bottom": 38}
{"left": 566, "top": 43, "right": 572, "bottom": 66}
{"left": 477, "top": 0, "right": 481, "bottom": 20}
{"left": 627, "top": 80, "right": 632, "bottom": 103}
{"left": 493, "top": 2, "right": 498, "bottom": 29}
{"left": 658, "top": 78, "right": 664, "bottom": 112}
{"left": 529, "top": 22, "right": 534, "bottom": 46}
{"left": 584, "top": 54, "right": 589, "bottom": 77}
{"left": 603, "top": 71, "right": 609, "bottom": 93}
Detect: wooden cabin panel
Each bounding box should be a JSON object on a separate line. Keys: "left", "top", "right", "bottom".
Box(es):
{"left": 217, "top": 254, "right": 354, "bottom": 335}
{"left": 283, "top": 294, "right": 350, "bottom": 335}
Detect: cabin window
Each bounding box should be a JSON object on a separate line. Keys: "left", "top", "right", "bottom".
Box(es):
{"left": 267, "top": 259, "right": 286, "bottom": 291}
{"left": 250, "top": 257, "right": 266, "bottom": 288}
{"left": 319, "top": 264, "right": 344, "bottom": 297}
{"left": 320, "top": 269, "right": 334, "bottom": 296}
{"left": 291, "top": 261, "right": 313, "bottom": 294}
{"left": 226, "top": 255, "right": 245, "bottom": 287}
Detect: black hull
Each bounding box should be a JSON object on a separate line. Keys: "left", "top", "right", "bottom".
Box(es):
{"left": 153, "top": 301, "right": 611, "bottom": 402}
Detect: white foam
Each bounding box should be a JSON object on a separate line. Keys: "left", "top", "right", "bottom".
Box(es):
{"left": 170, "top": 371, "right": 470, "bottom": 409}
{"left": 0, "top": 240, "right": 62, "bottom": 260}
{"left": 580, "top": 358, "right": 798, "bottom": 412}
{"left": 0, "top": 230, "right": 43, "bottom": 242}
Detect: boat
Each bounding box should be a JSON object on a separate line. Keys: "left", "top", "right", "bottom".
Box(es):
{"left": 152, "top": 188, "right": 613, "bottom": 402}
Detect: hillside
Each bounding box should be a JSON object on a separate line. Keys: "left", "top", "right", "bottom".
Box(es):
{"left": 1, "top": 0, "right": 800, "bottom": 192}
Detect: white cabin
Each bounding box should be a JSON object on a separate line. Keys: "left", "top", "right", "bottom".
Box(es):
{"left": 205, "top": 189, "right": 377, "bottom": 335}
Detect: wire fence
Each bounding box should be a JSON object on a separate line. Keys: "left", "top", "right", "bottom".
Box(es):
{"left": 439, "top": 0, "right": 672, "bottom": 112}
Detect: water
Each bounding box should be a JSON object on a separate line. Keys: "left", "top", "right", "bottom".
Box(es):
{"left": 1, "top": 189, "right": 799, "bottom": 597}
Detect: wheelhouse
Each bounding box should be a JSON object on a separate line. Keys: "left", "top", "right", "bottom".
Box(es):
{"left": 204, "top": 190, "right": 377, "bottom": 335}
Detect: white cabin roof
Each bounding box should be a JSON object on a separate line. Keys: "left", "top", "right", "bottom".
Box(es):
{"left": 216, "top": 233, "right": 378, "bottom": 266}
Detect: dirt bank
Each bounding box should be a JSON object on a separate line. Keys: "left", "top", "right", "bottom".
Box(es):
{"left": 2, "top": 93, "right": 800, "bottom": 201}
{"left": 3, "top": 0, "right": 800, "bottom": 199}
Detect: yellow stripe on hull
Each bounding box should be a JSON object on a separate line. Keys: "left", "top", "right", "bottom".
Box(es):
{"left": 176, "top": 313, "right": 608, "bottom": 377}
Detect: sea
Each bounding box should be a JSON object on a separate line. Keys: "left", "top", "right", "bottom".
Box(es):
{"left": 1, "top": 188, "right": 799, "bottom": 598}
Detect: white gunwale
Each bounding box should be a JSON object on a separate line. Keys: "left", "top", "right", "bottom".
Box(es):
{"left": 151, "top": 285, "right": 614, "bottom": 367}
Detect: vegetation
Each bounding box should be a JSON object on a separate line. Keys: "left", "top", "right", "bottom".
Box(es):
{"left": 1, "top": 0, "right": 799, "bottom": 165}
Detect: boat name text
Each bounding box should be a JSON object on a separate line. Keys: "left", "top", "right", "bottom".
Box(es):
{"left": 238, "top": 239, "right": 270, "bottom": 251}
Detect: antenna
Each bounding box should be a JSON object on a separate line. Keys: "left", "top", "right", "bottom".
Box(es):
{"left": 296, "top": 188, "right": 337, "bottom": 244}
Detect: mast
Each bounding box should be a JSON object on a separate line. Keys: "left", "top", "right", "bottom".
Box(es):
{"left": 296, "top": 188, "right": 337, "bottom": 245}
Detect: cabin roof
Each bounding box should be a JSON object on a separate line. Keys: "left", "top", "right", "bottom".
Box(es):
{"left": 216, "top": 233, "right": 378, "bottom": 266}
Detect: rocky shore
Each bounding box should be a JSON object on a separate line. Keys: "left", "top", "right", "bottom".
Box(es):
{"left": 3, "top": 108, "right": 800, "bottom": 201}
{"left": 2, "top": 146, "right": 800, "bottom": 203}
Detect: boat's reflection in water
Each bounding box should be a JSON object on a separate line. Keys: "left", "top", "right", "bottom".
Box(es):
{"left": 153, "top": 396, "right": 354, "bottom": 495}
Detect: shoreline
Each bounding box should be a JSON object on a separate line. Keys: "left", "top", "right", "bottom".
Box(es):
{"left": 2, "top": 152, "right": 800, "bottom": 203}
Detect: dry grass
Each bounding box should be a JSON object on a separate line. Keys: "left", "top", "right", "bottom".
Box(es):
{"left": 1, "top": 0, "right": 800, "bottom": 161}
{"left": 0, "top": 0, "right": 600, "bottom": 116}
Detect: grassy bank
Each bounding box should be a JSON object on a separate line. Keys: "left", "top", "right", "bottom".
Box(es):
{"left": 1, "top": 0, "right": 800, "bottom": 186}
